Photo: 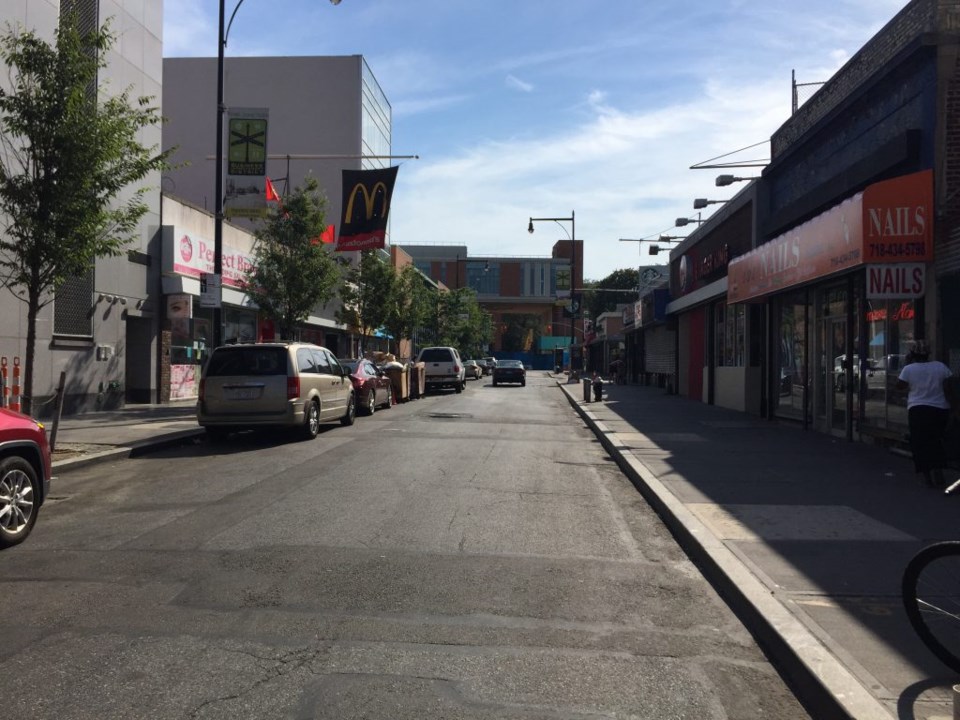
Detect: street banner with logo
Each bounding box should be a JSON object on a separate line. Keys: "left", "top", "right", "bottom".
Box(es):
{"left": 224, "top": 108, "right": 269, "bottom": 219}
{"left": 337, "top": 166, "right": 399, "bottom": 251}
{"left": 555, "top": 267, "right": 571, "bottom": 298}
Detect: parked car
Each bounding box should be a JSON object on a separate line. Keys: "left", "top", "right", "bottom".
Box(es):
{"left": 463, "top": 359, "right": 482, "bottom": 380}
{"left": 492, "top": 359, "right": 526, "bottom": 387}
{"left": 197, "top": 342, "right": 356, "bottom": 440}
{"left": 0, "top": 408, "right": 53, "bottom": 549}
{"left": 418, "top": 346, "right": 466, "bottom": 392}
{"left": 341, "top": 358, "right": 393, "bottom": 414}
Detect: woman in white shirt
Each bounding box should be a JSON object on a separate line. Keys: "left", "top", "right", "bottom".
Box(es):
{"left": 897, "top": 340, "right": 954, "bottom": 486}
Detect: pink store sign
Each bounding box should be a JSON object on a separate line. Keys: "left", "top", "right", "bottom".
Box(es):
{"left": 172, "top": 233, "right": 256, "bottom": 289}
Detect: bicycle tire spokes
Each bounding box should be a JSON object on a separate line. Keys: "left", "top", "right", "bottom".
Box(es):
{"left": 903, "top": 542, "right": 960, "bottom": 674}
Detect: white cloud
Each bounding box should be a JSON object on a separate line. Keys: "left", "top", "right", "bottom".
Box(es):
{"left": 391, "top": 73, "right": 790, "bottom": 279}
{"left": 505, "top": 74, "right": 534, "bottom": 93}
{"left": 393, "top": 94, "right": 471, "bottom": 117}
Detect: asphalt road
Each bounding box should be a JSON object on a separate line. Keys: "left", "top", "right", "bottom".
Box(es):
{"left": 1, "top": 372, "right": 810, "bottom": 719}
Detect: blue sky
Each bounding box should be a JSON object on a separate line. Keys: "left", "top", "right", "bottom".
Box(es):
{"left": 163, "top": 0, "right": 908, "bottom": 280}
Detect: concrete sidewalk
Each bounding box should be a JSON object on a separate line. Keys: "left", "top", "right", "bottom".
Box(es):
{"left": 48, "top": 400, "right": 202, "bottom": 471}
{"left": 558, "top": 377, "right": 960, "bottom": 720}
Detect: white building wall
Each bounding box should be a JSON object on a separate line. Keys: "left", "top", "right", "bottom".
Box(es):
{"left": 0, "top": 0, "right": 163, "bottom": 413}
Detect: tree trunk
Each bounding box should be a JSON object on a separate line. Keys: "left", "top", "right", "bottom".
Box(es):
{"left": 23, "top": 286, "right": 39, "bottom": 418}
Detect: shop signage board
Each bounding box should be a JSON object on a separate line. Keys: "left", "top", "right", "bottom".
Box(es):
{"left": 727, "top": 169, "right": 933, "bottom": 303}
{"left": 866, "top": 263, "right": 925, "bottom": 299}
{"left": 168, "top": 231, "right": 255, "bottom": 289}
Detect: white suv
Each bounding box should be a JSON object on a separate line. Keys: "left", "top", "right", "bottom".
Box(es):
{"left": 418, "top": 346, "right": 466, "bottom": 393}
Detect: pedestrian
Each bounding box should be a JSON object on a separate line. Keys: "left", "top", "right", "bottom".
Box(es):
{"left": 896, "top": 340, "right": 954, "bottom": 487}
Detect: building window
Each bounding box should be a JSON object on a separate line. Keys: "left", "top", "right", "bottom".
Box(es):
{"left": 715, "top": 303, "right": 745, "bottom": 367}
{"left": 467, "top": 262, "right": 499, "bottom": 294}
{"left": 54, "top": 268, "right": 94, "bottom": 337}
{"left": 861, "top": 298, "right": 916, "bottom": 431}
{"left": 521, "top": 261, "right": 552, "bottom": 297}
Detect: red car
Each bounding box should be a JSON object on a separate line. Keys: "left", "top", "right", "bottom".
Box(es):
{"left": 0, "top": 407, "right": 53, "bottom": 548}
{"left": 340, "top": 359, "right": 394, "bottom": 415}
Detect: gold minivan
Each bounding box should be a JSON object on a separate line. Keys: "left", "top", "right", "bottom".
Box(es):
{"left": 197, "top": 342, "right": 355, "bottom": 440}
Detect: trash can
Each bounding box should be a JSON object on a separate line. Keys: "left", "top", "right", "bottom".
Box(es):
{"left": 582, "top": 378, "right": 591, "bottom": 402}
{"left": 409, "top": 362, "right": 426, "bottom": 399}
{"left": 385, "top": 364, "right": 410, "bottom": 402}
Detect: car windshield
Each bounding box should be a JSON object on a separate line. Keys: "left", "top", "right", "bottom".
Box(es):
{"left": 206, "top": 347, "right": 287, "bottom": 376}
{"left": 420, "top": 348, "right": 453, "bottom": 362}
{"left": 499, "top": 360, "right": 523, "bottom": 368}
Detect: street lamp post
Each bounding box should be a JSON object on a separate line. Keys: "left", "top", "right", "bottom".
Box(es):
{"left": 619, "top": 235, "right": 684, "bottom": 257}
{"left": 528, "top": 211, "right": 576, "bottom": 369}
{"left": 213, "top": 1, "right": 227, "bottom": 349}
{"left": 693, "top": 198, "right": 728, "bottom": 210}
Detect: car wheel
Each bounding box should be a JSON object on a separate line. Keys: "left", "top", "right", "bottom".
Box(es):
{"left": 382, "top": 385, "right": 392, "bottom": 408}
{"left": 365, "top": 390, "right": 376, "bottom": 415}
{"left": 492, "top": 380, "right": 498, "bottom": 387}
{"left": 454, "top": 381, "right": 463, "bottom": 394}
{"left": 301, "top": 400, "right": 321, "bottom": 440}
{"left": 0, "top": 456, "right": 39, "bottom": 548}
{"left": 341, "top": 392, "right": 356, "bottom": 426}
{"left": 521, "top": 379, "right": 526, "bottom": 386}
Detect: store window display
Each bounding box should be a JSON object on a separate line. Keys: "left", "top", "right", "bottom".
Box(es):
{"left": 166, "top": 294, "right": 201, "bottom": 400}
{"left": 861, "top": 299, "right": 916, "bottom": 431}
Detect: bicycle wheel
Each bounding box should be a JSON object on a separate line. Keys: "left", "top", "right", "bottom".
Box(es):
{"left": 903, "top": 541, "right": 960, "bottom": 673}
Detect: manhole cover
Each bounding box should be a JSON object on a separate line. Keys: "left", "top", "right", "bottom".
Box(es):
{"left": 427, "top": 413, "right": 472, "bottom": 419}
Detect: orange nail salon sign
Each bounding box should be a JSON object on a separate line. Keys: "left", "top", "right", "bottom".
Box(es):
{"left": 727, "top": 169, "right": 933, "bottom": 303}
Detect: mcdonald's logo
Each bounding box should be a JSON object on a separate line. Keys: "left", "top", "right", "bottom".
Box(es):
{"left": 344, "top": 181, "right": 391, "bottom": 222}
{"left": 338, "top": 166, "right": 399, "bottom": 252}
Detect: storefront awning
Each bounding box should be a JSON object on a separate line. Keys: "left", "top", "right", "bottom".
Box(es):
{"left": 727, "top": 169, "right": 933, "bottom": 303}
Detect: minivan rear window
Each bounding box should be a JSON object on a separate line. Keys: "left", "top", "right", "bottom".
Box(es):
{"left": 206, "top": 347, "right": 287, "bottom": 376}
{"left": 420, "top": 348, "right": 453, "bottom": 362}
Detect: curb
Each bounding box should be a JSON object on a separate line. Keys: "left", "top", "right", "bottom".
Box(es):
{"left": 557, "top": 381, "right": 894, "bottom": 720}
{"left": 52, "top": 428, "right": 206, "bottom": 472}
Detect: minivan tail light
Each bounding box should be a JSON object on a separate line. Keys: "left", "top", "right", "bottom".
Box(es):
{"left": 287, "top": 376, "right": 300, "bottom": 399}
{"left": 453, "top": 365, "right": 460, "bottom": 373}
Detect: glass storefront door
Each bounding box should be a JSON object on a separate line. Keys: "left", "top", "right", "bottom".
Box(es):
{"left": 821, "top": 317, "right": 848, "bottom": 432}
{"left": 815, "top": 286, "right": 850, "bottom": 435}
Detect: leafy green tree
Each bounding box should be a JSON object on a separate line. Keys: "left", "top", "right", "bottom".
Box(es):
{"left": 0, "top": 17, "right": 170, "bottom": 414}
{"left": 336, "top": 249, "right": 396, "bottom": 353}
{"left": 244, "top": 178, "right": 341, "bottom": 340}
{"left": 460, "top": 300, "right": 493, "bottom": 358}
{"left": 432, "top": 287, "right": 492, "bottom": 356}
{"left": 383, "top": 263, "right": 432, "bottom": 357}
